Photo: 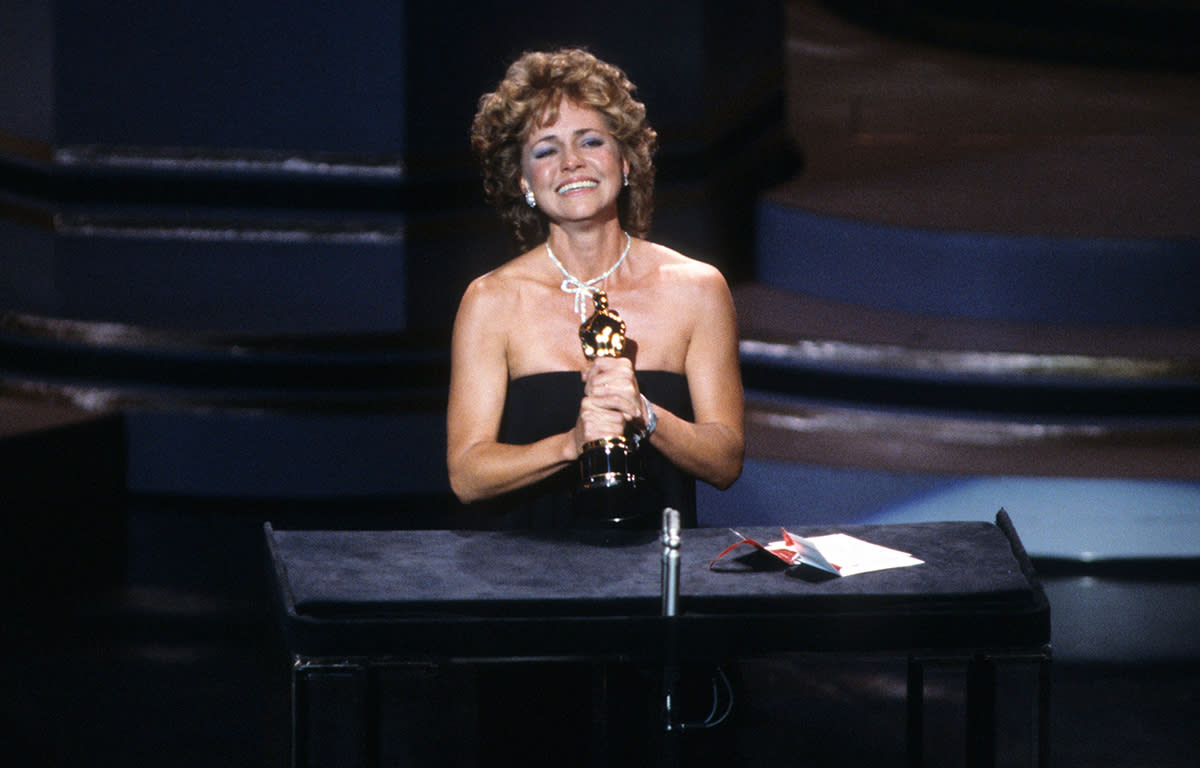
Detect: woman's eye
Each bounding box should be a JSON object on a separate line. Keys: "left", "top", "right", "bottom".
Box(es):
{"left": 583, "top": 136, "right": 604, "bottom": 148}
{"left": 532, "top": 147, "right": 556, "bottom": 160}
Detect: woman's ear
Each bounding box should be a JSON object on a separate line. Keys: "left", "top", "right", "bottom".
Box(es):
{"left": 520, "top": 178, "right": 537, "bottom": 209}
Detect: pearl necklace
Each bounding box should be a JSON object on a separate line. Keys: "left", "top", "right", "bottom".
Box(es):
{"left": 545, "top": 231, "right": 631, "bottom": 321}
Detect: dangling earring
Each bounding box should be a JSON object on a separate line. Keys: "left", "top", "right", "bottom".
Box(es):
{"left": 524, "top": 188, "right": 537, "bottom": 208}
{"left": 623, "top": 171, "right": 629, "bottom": 188}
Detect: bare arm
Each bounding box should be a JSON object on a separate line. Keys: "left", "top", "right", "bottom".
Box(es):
{"left": 445, "top": 277, "right": 577, "bottom": 504}
{"left": 642, "top": 265, "right": 744, "bottom": 489}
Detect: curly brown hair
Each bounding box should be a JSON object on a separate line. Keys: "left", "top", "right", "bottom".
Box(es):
{"left": 471, "top": 48, "right": 658, "bottom": 250}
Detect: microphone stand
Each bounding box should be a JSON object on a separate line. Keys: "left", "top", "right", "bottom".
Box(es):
{"left": 660, "top": 508, "right": 682, "bottom": 766}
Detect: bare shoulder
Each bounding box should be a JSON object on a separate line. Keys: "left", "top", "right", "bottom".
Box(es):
{"left": 639, "top": 240, "right": 732, "bottom": 300}
{"left": 457, "top": 249, "right": 545, "bottom": 318}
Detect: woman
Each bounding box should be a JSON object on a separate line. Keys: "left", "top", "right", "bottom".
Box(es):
{"left": 447, "top": 48, "right": 744, "bottom": 529}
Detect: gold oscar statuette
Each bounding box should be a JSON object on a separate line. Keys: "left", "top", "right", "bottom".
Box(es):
{"left": 577, "top": 290, "right": 639, "bottom": 494}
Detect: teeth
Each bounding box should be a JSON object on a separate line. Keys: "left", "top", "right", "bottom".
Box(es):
{"left": 557, "top": 180, "right": 598, "bottom": 194}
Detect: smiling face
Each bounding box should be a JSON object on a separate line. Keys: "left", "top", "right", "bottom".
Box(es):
{"left": 520, "top": 99, "right": 630, "bottom": 227}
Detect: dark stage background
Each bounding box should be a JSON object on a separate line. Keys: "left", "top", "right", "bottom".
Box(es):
{"left": 2, "top": 1, "right": 1198, "bottom": 765}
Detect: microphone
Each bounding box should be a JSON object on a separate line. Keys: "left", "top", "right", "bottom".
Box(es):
{"left": 659, "top": 508, "right": 733, "bottom": 749}
{"left": 661, "top": 507, "right": 682, "bottom": 747}
{"left": 661, "top": 507, "right": 681, "bottom": 617}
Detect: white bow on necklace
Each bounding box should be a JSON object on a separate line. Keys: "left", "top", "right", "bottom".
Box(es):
{"left": 545, "top": 231, "right": 631, "bottom": 321}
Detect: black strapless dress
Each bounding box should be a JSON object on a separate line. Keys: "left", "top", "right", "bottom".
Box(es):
{"left": 470, "top": 370, "right": 697, "bottom": 530}
{"left": 454, "top": 372, "right": 705, "bottom": 764}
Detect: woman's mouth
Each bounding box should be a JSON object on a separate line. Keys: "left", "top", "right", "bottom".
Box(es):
{"left": 557, "top": 180, "right": 599, "bottom": 195}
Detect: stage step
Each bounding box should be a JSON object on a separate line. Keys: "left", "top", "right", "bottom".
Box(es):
{"left": 0, "top": 311, "right": 451, "bottom": 499}
{"left": 734, "top": 282, "right": 1200, "bottom": 415}
{"left": 769, "top": 1, "right": 1200, "bottom": 325}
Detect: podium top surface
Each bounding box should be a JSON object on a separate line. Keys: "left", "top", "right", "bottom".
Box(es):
{"left": 267, "top": 513, "right": 1049, "bottom": 660}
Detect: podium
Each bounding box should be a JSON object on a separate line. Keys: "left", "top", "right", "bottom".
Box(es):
{"left": 266, "top": 511, "right": 1050, "bottom": 767}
